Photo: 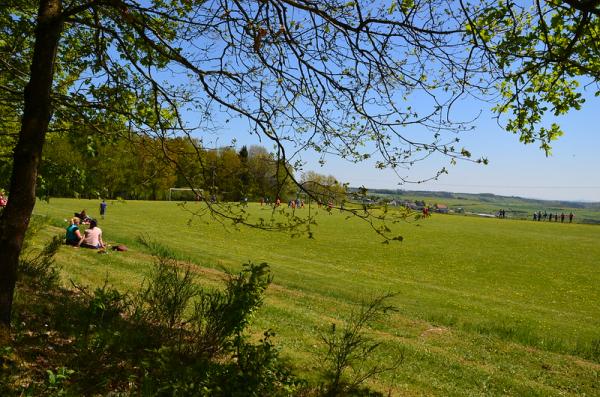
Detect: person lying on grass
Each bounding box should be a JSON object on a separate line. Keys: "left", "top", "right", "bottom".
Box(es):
{"left": 77, "top": 219, "right": 105, "bottom": 249}
{"left": 74, "top": 209, "right": 91, "bottom": 224}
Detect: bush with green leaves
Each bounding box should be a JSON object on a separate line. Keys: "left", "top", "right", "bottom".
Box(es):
{"left": 69, "top": 279, "right": 131, "bottom": 327}
{"left": 134, "top": 260, "right": 300, "bottom": 396}
{"left": 44, "top": 367, "right": 74, "bottom": 396}
{"left": 187, "top": 262, "right": 272, "bottom": 357}
{"left": 135, "top": 257, "right": 197, "bottom": 333}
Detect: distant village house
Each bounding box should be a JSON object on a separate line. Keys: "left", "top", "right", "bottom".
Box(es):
{"left": 434, "top": 204, "right": 449, "bottom": 213}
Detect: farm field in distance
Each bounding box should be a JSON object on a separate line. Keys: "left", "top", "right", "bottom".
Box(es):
{"left": 33, "top": 198, "right": 600, "bottom": 395}
{"left": 368, "top": 189, "right": 600, "bottom": 224}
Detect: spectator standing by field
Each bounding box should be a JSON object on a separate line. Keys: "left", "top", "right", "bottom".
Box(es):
{"left": 569, "top": 212, "right": 574, "bottom": 223}
{"left": 100, "top": 200, "right": 107, "bottom": 219}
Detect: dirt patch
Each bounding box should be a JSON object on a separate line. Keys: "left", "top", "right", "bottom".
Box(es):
{"left": 420, "top": 326, "right": 449, "bottom": 338}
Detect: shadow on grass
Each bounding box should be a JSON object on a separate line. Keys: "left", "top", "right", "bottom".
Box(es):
{"left": 3, "top": 278, "right": 161, "bottom": 395}
{"left": 2, "top": 273, "right": 396, "bottom": 397}
{"left": 2, "top": 263, "right": 302, "bottom": 396}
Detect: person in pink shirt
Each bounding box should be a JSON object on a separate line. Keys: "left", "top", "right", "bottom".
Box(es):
{"left": 78, "top": 219, "right": 105, "bottom": 249}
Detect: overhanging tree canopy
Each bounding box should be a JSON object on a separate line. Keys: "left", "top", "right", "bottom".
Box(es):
{"left": 464, "top": 0, "right": 600, "bottom": 152}
{"left": 1, "top": 0, "right": 598, "bottom": 325}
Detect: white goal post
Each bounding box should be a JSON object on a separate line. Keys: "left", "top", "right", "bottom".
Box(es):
{"left": 168, "top": 188, "right": 204, "bottom": 201}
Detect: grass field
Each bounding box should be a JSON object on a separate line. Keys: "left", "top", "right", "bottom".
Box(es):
{"left": 32, "top": 198, "right": 600, "bottom": 395}
{"left": 373, "top": 191, "right": 600, "bottom": 224}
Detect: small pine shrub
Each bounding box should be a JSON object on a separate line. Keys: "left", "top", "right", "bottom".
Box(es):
{"left": 18, "top": 234, "right": 62, "bottom": 288}
{"left": 135, "top": 257, "right": 197, "bottom": 332}
{"left": 187, "top": 262, "right": 272, "bottom": 358}
{"left": 318, "top": 293, "right": 400, "bottom": 396}
{"left": 87, "top": 280, "right": 130, "bottom": 325}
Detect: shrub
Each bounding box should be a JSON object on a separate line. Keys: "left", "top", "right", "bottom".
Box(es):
{"left": 318, "top": 293, "right": 401, "bottom": 396}
{"left": 136, "top": 262, "right": 302, "bottom": 396}
{"left": 187, "top": 262, "right": 272, "bottom": 358}
{"left": 79, "top": 279, "right": 131, "bottom": 326}
{"left": 18, "top": 234, "right": 62, "bottom": 289}
{"left": 135, "top": 257, "right": 197, "bottom": 333}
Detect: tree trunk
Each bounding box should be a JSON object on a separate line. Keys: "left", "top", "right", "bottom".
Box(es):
{"left": 0, "top": 0, "right": 63, "bottom": 327}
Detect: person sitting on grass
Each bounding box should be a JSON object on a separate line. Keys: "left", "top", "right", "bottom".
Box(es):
{"left": 65, "top": 217, "right": 82, "bottom": 246}
{"left": 75, "top": 209, "right": 91, "bottom": 224}
{"left": 78, "top": 219, "right": 105, "bottom": 249}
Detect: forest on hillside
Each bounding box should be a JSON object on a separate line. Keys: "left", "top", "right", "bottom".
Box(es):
{"left": 1, "top": 133, "right": 347, "bottom": 202}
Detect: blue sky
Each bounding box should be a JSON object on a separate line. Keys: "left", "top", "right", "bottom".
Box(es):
{"left": 159, "top": 1, "right": 600, "bottom": 203}
{"left": 315, "top": 94, "right": 600, "bottom": 202}
{"left": 200, "top": 89, "right": 600, "bottom": 202}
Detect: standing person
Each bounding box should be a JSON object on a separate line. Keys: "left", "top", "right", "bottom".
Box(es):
{"left": 65, "top": 218, "right": 83, "bottom": 246}
{"left": 533, "top": 213, "right": 537, "bottom": 221}
{"left": 100, "top": 200, "right": 107, "bottom": 219}
{"left": 569, "top": 212, "right": 574, "bottom": 223}
{"left": 560, "top": 213, "right": 565, "bottom": 223}
{"left": 79, "top": 219, "right": 105, "bottom": 249}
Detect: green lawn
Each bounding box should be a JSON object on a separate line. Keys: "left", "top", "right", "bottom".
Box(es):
{"left": 375, "top": 191, "right": 600, "bottom": 223}
{"left": 32, "top": 198, "right": 600, "bottom": 395}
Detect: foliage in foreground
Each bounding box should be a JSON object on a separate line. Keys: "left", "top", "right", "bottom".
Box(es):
{"left": 0, "top": 233, "right": 395, "bottom": 396}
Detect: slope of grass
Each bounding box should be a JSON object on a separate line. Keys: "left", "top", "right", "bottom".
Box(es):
{"left": 32, "top": 198, "right": 600, "bottom": 395}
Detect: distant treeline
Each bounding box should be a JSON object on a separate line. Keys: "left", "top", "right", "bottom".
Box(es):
{"left": 0, "top": 130, "right": 348, "bottom": 202}
{"left": 0, "top": 133, "right": 300, "bottom": 201}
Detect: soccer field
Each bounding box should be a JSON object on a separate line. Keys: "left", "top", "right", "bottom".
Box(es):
{"left": 33, "top": 198, "right": 600, "bottom": 395}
